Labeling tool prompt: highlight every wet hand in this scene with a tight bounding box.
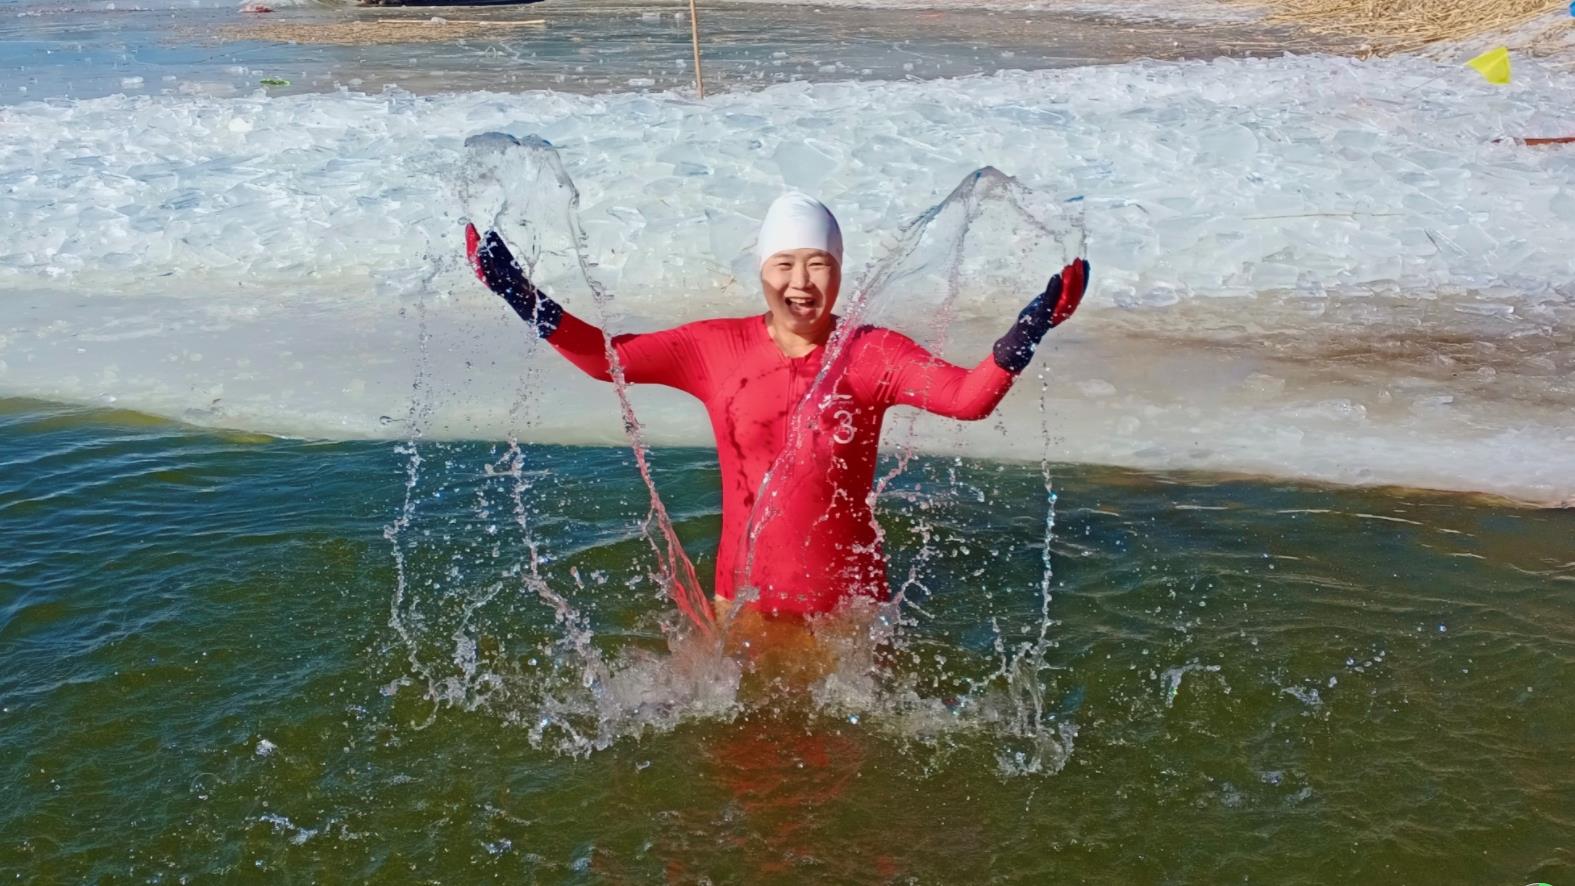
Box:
[992,258,1090,374]
[464,223,562,339]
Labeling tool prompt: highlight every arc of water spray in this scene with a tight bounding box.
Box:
[737,167,1052,609]
[383,296,448,723]
[464,133,716,640]
[731,167,1082,769]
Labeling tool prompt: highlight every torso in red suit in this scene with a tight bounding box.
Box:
[547,311,1015,615]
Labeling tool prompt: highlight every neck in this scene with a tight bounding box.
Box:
[765,313,832,358]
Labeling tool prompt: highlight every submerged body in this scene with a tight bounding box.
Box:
[547,311,1015,614]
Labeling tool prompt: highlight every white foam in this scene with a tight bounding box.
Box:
[1,55,1573,503]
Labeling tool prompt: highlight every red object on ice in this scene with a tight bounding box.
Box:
[464,224,487,283]
[1493,135,1575,146]
[241,4,273,12]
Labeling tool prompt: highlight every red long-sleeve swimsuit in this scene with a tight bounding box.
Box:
[548,311,1015,615]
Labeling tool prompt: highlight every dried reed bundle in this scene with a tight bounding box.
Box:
[217,17,543,46]
[1249,0,1567,53]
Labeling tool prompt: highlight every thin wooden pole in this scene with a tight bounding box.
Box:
[687,0,705,98]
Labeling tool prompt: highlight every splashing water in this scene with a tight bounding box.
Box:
[739,167,1086,773]
[381,132,733,752]
[386,138,1088,773]
[459,132,716,640]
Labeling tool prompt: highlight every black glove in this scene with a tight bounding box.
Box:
[992,258,1089,374]
[465,223,563,339]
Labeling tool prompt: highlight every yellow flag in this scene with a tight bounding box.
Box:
[1466,46,1511,85]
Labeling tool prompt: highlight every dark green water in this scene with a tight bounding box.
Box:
[3,396,1572,883]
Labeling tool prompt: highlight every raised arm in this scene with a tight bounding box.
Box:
[466,224,707,395]
[866,258,1090,420]
[866,332,1016,421]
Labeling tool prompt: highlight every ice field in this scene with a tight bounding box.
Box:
[3,51,1573,502]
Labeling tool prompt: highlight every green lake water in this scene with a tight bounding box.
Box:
[2,396,1572,882]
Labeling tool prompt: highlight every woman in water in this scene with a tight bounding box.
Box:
[466,193,1087,620]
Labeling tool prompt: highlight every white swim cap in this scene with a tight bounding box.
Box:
[755,193,843,269]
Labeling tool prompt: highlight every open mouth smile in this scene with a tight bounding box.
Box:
[785,295,818,318]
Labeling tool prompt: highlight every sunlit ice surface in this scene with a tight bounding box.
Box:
[2,54,1572,503]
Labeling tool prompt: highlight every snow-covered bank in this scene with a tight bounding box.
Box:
[2,55,1572,502]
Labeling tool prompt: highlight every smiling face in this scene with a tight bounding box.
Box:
[759,248,841,342]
